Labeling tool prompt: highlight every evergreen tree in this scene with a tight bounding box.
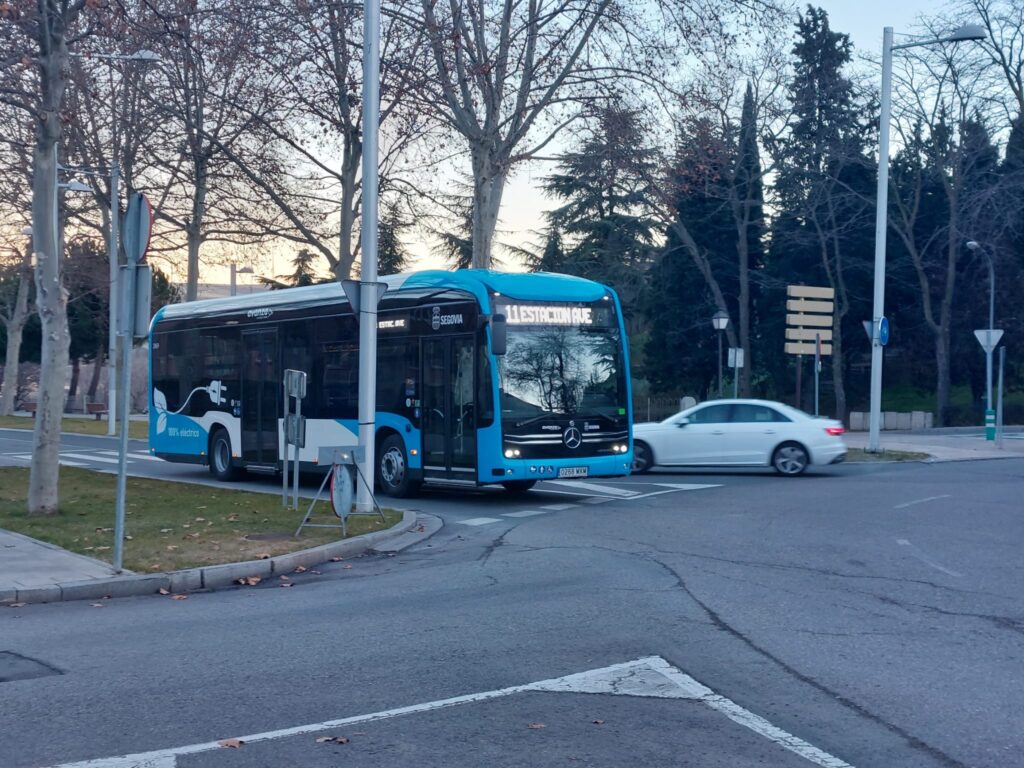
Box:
[542,105,659,319]
[770,5,873,418]
[378,202,411,275]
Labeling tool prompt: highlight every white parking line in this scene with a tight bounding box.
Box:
[502,510,548,518]
[545,479,639,497]
[61,453,123,465]
[541,504,576,511]
[48,655,853,768]
[892,494,951,509]
[100,450,165,462]
[896,539,962,578]
[457,517,504,526]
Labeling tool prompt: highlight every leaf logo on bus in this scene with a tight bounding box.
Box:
[154,389,168,434]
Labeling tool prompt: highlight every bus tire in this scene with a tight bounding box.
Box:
[209,428,238,481]
[501,480,536,495]
[376,434,419,498]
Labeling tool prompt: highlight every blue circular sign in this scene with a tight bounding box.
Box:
[879,316,890,346]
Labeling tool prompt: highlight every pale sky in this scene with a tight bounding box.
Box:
[209,0,944,289]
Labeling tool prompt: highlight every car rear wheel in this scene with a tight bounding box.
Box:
[632,442,654,474]
[772,442,809,476]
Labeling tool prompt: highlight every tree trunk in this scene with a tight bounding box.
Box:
[0,275,30,416]
[184,159,208,301]
[737,239,751,397]
[29,122,71,516]
[470,145,506,270]
[185,226,201,301]
[831,318,846,422]
[935,327,951,427]
[87,345,104,400]
[67,357,80,408]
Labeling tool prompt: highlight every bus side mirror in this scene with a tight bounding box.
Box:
[491,314,507,356]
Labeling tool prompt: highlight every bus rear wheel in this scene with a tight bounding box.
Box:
[209,428,238,481]
[376,435,419,498]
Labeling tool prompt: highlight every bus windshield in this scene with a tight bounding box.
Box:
[497,322,626,425]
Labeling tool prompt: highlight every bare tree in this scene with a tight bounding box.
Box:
[0,0,106,514]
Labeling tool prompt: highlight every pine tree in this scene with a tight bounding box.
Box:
[378,202,411,275]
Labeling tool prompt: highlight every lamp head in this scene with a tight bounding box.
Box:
[712,310,730,331]
[948,24,987,42]
[966,240,980,251]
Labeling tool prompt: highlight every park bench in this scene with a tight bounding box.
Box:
[86,402,109,421]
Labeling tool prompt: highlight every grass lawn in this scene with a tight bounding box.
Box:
[0,467,402,573]
[0,415,148,440]
[845,448,930,462]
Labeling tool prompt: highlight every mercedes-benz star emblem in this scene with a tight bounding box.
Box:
[562,427,582,450]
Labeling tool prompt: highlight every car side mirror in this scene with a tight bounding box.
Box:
[676,418,689,428]
[491,314,507,356]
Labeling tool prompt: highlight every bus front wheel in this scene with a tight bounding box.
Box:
[501,480,537,495]
[209,429,238,481]
[376,435,419,498]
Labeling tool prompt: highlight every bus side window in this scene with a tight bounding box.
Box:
[376,339,419,419]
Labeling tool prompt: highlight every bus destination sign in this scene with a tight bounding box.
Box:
[502,304,595,326]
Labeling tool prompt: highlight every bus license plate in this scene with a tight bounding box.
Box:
[558,466,588,478]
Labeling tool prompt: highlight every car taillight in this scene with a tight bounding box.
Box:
[825,426,844,436]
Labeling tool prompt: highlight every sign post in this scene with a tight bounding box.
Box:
[974,329,1004,440]
[113,193,153,573]
[728,347,744,399]
[785,285,834,412]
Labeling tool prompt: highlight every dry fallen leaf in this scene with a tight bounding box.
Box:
[257,553,271,560]
[158,588,170,595]
[330,556,344,562]
[280,582,294,588]
[182,533,200,540]
[294,565,307,573]
[7,602,26,608]
[279,575,290,581]
[528,723,545,730]
[218,738,244,749]
[90,603,105,608]
[316,736,349,745]
[171,594,188,601]
[236,576,262,586]
[592,720,605,725]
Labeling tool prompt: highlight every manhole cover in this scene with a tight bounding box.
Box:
[0,651,62,682]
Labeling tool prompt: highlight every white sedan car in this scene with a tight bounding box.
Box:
[632,399,847,476]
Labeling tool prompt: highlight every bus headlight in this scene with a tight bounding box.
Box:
[613,444,628,453]
[504,448,521,458]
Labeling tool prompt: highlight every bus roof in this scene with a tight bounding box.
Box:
[154,269,612,323]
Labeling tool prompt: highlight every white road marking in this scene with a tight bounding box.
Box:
[654,483,722,491]
[61,453,123,465]
[541,504,576,511]
[457,517,504,526]
[628,484,721,500]
[583,496,614,505]
[893,494,951,509]
[545,479,639,497]
[502,510,548,518]
[59,460,87,467]
[7,453,86,467]
[48,656,853,768]
[896,539,963,578]
[100,450,164,462]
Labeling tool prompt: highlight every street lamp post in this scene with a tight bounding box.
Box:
[966,240,997,422]
[71,49,160,435]
[712,311,730,399]
[867,23,986,452]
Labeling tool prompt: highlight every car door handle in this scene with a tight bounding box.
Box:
[763,430,776,434]
[711,430,725,435]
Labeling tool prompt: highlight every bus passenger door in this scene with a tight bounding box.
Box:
[421,335,476,478]
[241,329,279,466]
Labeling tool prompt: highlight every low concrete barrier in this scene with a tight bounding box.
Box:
[848,411,933,431]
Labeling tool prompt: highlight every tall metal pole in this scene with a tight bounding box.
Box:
[868,27,894,453]
[113,264,135,573]
[107,161,119,435]
[996,345,1005,449]
[985,252,995,411]
[356,0,381,512]
[230,263,237,297]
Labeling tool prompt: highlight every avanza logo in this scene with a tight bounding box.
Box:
[246,308,273,319]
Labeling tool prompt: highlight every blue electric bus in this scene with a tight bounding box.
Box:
[148,270,633,496]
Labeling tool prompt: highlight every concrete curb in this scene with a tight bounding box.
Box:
[2,510,418,606]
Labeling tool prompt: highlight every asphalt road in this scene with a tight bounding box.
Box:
[2,429,1023,768]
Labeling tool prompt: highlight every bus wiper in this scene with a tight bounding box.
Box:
[514,413,557,429]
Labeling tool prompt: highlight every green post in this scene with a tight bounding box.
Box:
[985,408,996,441]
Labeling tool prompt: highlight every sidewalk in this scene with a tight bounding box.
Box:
[0,528,119,601]
[844,429,1024,461]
